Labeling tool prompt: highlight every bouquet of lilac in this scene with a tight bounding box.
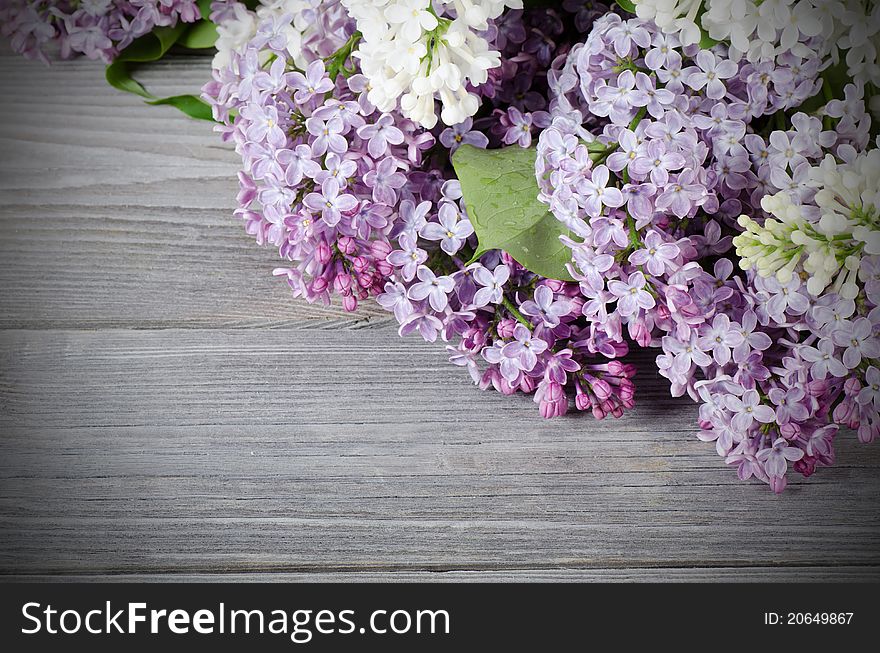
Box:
[535,1,879,491]
[0,0,202,63]
[6,0,877,491]
[203,0,640,420]
[201,0,878,491]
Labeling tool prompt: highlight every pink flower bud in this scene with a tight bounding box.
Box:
[497,318,516,339]
[311,276,329,293]
[337,235,357,255]
[591,379,612,401]
[333,274,352,294]
[316,241,332,265]
[538,381,567,419]
[371,239,392,260]
[376,260,393,276]
[779,422,800,440]
[342,294,358,312]
[351,256,369,273]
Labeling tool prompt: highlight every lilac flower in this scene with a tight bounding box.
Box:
[377,281,413,322]
[832,318,880,369]
[734,352,771,389]
[768,386,811,425]
[399,312,443,343]
[289,59,334,104]
[733,311,772,361]
[725,441,769,483]
[408,266,455,312]
[595,70,648,124]
[543,349,581,384]
[303,178,356,226]
[620,182,657,226]
[419,202,474,255]
[858,367,880,412]
[520,285,572,329]
[726,389,776,432]
[664,332,713,371]
[306,116,347,156]
[472,264,510,307]
[241,103,285,146]
[686,51,738,100]
[635,72,675,118]
[609,271,655,317]
[277,145,321,186]
[629,141,685,186]
[799,338,848,380]
[698,314,745,366]
[363,157,406,205]
[767,130,807,171]
[757,438,805,478]
[606,128,644,173]
[571,246,614,292]
[500,107,547,147]
[628,230,680,276]
[578,165,624,217]
[357,114,405,158]
[439,117,489,152]
[315,153,357,186]
[501,324,548,379]
[655,169,705,218]
[396,199,432,238]
[386,233,427,282]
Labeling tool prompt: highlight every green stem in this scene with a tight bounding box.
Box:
[502,296,531,328]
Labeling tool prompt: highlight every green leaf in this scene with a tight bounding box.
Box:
[179,20,218,49]
[147,94,215,121]
[104,21,214,121]
[105,59,152,99]
[451,145,574,282]
[616,0,637,13]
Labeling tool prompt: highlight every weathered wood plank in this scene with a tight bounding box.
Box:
[4,568,877,583]
[1,328,878,578]
[0,55,388,329]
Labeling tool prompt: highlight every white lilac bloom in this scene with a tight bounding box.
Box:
[211,0,323,70]
[734,147,880,298]
[341,0,523,127]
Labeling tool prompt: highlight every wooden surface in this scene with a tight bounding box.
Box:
[1,53,879,583]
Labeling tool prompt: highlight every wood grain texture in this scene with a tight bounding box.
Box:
[0,53,879,582]
[0,55,389,329]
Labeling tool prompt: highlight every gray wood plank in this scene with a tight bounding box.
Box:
[3,568,876,583]
[0,55,388,329]
[1,328,878,579]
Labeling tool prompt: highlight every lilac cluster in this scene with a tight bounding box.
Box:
[0,0,201,63]
[202,1,445,312]
[377,5,639,420]
[537,11,878,491]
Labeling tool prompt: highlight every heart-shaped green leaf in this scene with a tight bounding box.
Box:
[451,145,574,282]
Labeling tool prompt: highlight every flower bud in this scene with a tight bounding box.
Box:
[338,235,357,255]
[496,318,516,339]
[342,294,358,312]
[316,241,332,265]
